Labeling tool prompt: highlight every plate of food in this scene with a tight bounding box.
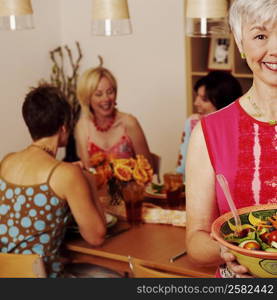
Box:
[145,182,185,199]
[145,182,166,199]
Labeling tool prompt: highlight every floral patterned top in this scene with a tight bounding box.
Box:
[0,159,71,277]
[202,99,277,278]
[88,127,135,159]
[176,114,201,178]
[202,100,277,214]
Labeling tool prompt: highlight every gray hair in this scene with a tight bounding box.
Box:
[229,0,277,50]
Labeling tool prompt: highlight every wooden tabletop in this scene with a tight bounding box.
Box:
[64,222,217,278]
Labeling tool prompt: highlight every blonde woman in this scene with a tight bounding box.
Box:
[185,0,277,278]
[75,65,153,169]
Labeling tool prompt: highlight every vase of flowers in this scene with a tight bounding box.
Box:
[89,153,153,224]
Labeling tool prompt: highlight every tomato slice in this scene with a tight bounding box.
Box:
[268,230,277,244]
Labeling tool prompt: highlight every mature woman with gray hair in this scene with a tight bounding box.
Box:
[185,0,277,278]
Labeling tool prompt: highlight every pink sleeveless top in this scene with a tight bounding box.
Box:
[201,100,277,215]
[88,128,135,159]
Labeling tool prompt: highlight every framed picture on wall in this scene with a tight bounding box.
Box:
[208,36,233,70]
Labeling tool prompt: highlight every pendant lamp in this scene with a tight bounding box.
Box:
[185,0,229,37]
[0,0,34,30]
[92,0,132,36]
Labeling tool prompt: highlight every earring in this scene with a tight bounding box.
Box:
[241,52,246,59]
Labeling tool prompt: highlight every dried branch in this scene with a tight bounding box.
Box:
[98,55,104,67]
[46,41,83,125]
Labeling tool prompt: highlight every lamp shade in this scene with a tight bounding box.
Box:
[186,0,227,18]
[0,0,34,30]
[185,0,229,37]
[92,0,132,36]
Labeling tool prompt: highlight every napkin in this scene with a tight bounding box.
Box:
[142,203,186,227]
[101,198,186,227]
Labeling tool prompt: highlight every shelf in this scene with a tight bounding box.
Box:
[232,73,253,79]
[190,37,210,73]
[184,0,253,116]
[185,37,253,116]
[191,72,208,76]
[192,71,252,79]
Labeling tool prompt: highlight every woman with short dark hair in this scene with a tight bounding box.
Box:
[176,71,242,176]
[0,84,106,277]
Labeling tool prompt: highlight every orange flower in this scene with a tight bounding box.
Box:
[136,154,152,170]
[112,158,136,169]
[113,164,133,181]
[146,167,154,179]
[103,163,113,179]
[133,164,150,184]
[94,172,106,188]
[90,152,107,167]
[94,163,112,187]
[123,158,136,168]
[89,153,153,196]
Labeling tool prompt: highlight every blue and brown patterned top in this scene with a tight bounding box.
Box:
[0,160,71,277]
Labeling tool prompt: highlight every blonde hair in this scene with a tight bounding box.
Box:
[229,0,277,50]
[77,66,117,116]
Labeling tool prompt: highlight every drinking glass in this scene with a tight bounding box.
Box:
[163,172,183,208]
[122,181,145,225]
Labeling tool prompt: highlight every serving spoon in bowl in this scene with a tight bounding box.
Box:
[216,174,242,234]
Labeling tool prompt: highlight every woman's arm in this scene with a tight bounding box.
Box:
[186,122,254,276]
[53,163,106,246]
[74,116,90,169]
[124,114,153,168]
[82,169,106,223]
[185,122,224,266]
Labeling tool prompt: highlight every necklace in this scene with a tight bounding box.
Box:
[93,111,116,132]
[30,144,56,157]
[247,96,277,126]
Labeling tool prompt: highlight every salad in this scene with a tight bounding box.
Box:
[151,182,166,194]
[151,182,185,194]
[223,211,277,252]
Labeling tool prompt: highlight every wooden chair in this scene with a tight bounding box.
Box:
[0,253,46,278]
[151,153,161,183]
[128,256,186,278]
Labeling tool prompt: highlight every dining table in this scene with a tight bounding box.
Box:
[63,193,217,278]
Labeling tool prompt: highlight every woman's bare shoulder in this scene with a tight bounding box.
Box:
[117,111,138,127]
[54,161,84,182]
[75,113,91,137]
[76,112,90,126]
[49,161,89,200]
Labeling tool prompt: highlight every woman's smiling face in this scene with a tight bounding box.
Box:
[90,76,116,117]
[193,85,216,116]
[242,20,277,87]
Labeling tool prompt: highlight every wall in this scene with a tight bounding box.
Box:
[60,0,186,174]
[0,0,61,158]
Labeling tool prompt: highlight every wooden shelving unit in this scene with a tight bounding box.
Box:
[185,1,253,116]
